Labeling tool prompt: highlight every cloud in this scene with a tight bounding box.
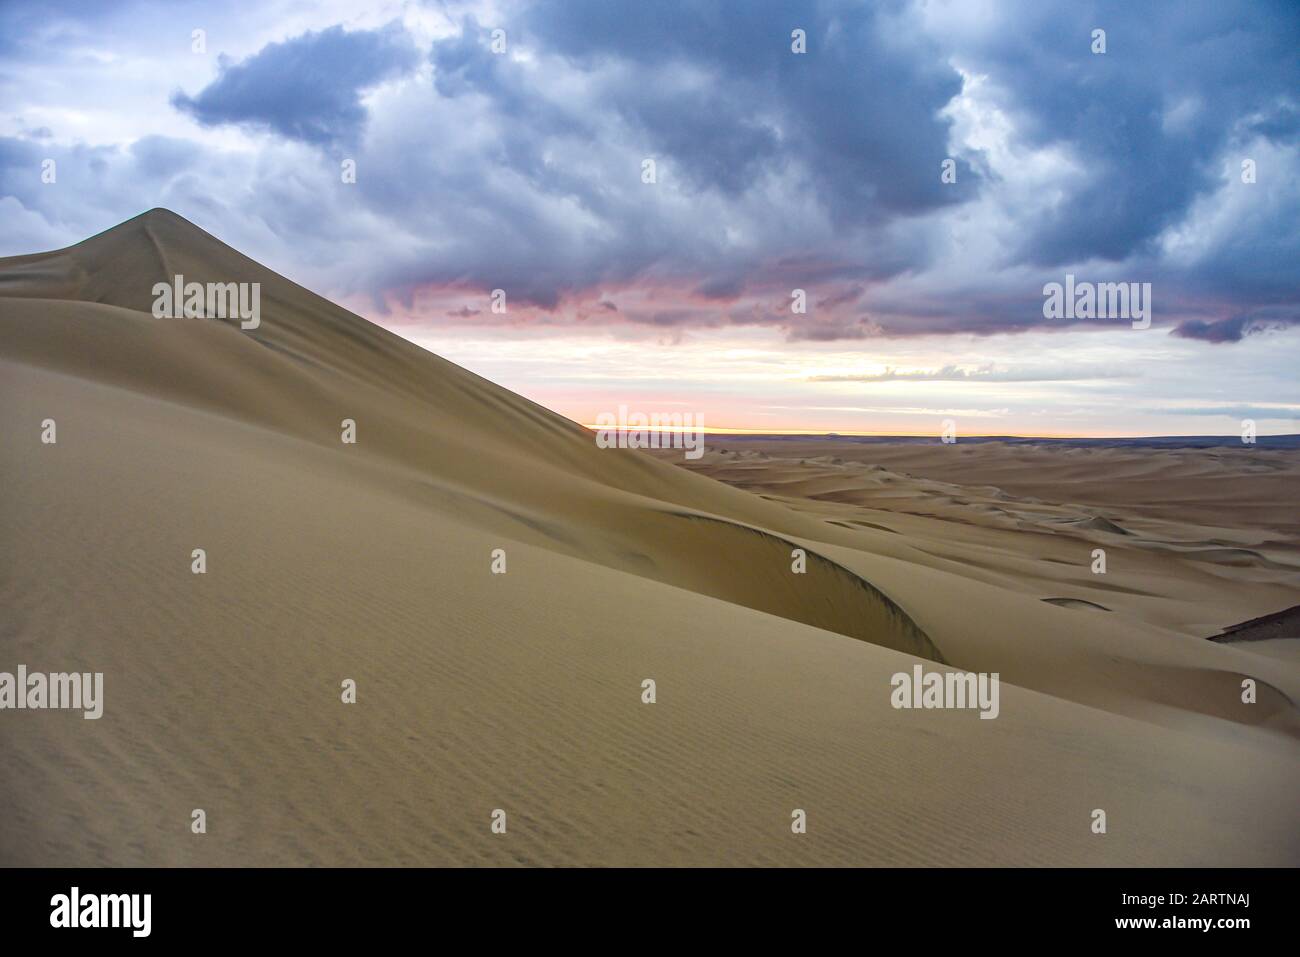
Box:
[2,0,1297,353]
[785,316,882,342]
[516,0,980,216]
[808,364,1124,383]
[1171,315,1296,343]
[171,22,420,147]
[924,0,1300,268]
[1154,404,1300,420]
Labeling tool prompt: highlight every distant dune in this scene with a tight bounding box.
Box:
[1,210,1297,866]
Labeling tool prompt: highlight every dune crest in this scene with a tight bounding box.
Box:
[0,209,935,658]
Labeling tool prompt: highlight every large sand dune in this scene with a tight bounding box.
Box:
[1,210,1296,865]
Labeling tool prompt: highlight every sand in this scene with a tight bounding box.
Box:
[1,209,1296,866]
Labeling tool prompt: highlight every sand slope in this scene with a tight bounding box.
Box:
[1,210,1297,865]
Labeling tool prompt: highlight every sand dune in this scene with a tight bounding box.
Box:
[1,210,1297,866]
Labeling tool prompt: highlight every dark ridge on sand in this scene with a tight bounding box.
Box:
[1209,605,1300,643]
[1042,597,1113,612]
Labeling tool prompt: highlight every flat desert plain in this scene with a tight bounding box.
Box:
[1,210,1297,866]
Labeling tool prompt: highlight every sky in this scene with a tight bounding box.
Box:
[1,0,1297,436]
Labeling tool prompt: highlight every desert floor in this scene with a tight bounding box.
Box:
[1,210,1297,865]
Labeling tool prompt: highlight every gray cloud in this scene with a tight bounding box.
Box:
[1,0,1296,350]
[516,0,980,217]
[808,365,1125,383]
[936,0,1300,269]
[171,22,420,147]
[1171,315,1297,344]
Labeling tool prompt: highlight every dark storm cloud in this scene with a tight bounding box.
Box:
[3,0,1297,347]
[171,22,420,147]
[514,0,979,215]
[945,0,1300,268]
[384,1,1293,335]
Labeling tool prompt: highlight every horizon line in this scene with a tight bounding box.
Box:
[579,424,1299,440]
